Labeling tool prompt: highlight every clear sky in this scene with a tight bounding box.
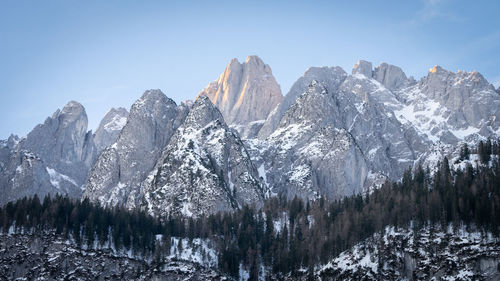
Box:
[1,0,499,139]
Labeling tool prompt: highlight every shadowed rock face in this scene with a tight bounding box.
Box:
[373,62,409,90]
[141,95,264,218]
[93,107,129,152]
[83,90,189,208]
[0,101,97,205]
[198,55,282,136]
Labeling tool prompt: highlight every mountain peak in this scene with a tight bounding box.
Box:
[140,89,165,100]
[245,55,264,65]
[352,60,373,77]
[198,55,282,126]
[61,101,85,115]
[428,65,446,74]
[188,94,225,129]
[94,107,129,152]
[373,62,408,90]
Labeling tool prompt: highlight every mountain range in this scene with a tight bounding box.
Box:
[1,56,499,217]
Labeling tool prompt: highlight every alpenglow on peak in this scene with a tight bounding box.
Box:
[197,55,283,128]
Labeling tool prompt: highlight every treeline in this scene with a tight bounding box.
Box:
[0,195,165,257]
[0,139,499,280]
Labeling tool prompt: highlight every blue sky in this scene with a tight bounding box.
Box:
[1,0,499,139]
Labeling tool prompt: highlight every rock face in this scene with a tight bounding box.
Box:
[93,107,129,152]
[0,101,97,205]
[352,60,373,77]
[392,66,500,145]
[373,62,410,90]
[198,55,282,136]
[248,73,425,200]
[258,66,347,138]
[248,60,499,201]
[2,57,500,216]
[83,90,188,208]
[141,95,264,218]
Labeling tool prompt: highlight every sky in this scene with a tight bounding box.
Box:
[1,0,499,139]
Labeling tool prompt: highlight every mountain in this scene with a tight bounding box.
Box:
[140,95,265,218]
[247,60,499,201]
[392,65,499,145]
[93,107,129,152]
[258,66,347,138]
[0,101,97,205]
[2,57,499,211]
[198,55,283,137]
[83,90,188,209]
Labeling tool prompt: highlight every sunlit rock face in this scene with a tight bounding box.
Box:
[93,107,129,152]
[352,60,373,77]
[198,55,282,137]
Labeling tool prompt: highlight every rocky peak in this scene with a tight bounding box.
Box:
[22,101,91,164]
[61,100,85,116]
[187,95,225,129]
[94,107,129,152]
[257,66,347,139]
[141,93,264,218]
[373,62,408,90]
[352,60,373,78]
[83,90,187,208]
[6,134,19,149]
[0,100,98,205]
[198,55,282,126]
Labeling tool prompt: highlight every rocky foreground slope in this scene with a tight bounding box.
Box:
[0,232,225,281]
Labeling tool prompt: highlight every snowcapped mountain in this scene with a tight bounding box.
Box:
[1,56,499,217]
[198,55,283,138]
[248,60,499,201]
[258,66,348,138]
[83,90,188,208]
[141,95,265,218]
[93,107,129,152]
[392,65,499,145]
[0,101,97,205]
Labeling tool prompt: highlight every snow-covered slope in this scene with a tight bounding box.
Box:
[317,225,500,280]
[83,90,188,209]
[247,60,499,201]
[0,231,225,280]
[141,95,265,218]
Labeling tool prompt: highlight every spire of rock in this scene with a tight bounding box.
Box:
[94,107,129,152]
[373,62,408,90]
[198,55,283,127]
[352,60,373,77]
